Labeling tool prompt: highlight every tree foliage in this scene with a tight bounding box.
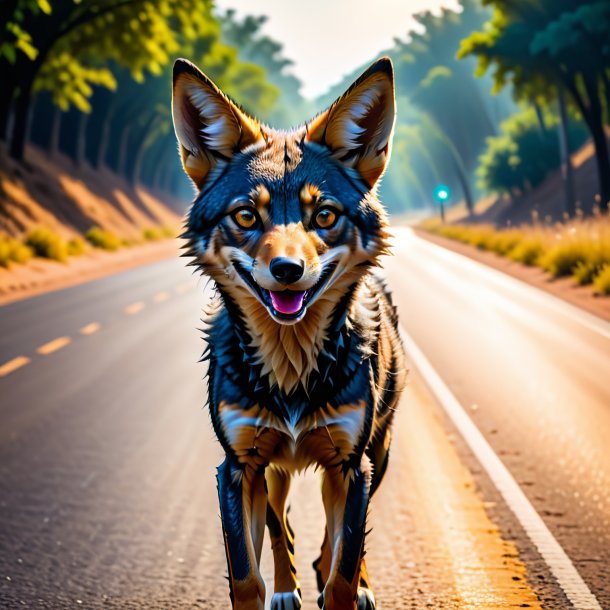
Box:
[0,0,303,204]
[460,0,610,210]
[367,0,515,213]
[477,107,588,195]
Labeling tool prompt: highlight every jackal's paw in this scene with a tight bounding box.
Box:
[270,589,302,610]
[356,587,376,610]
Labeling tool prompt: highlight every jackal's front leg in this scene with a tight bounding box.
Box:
[266,466,302,610]
[217,456,266,610]
[320,458,375,610]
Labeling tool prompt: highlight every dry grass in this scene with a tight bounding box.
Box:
[67,237,87,256]
[25,227,69,263]
[1,220,175,271]
[421,212,610,293]
[593,264,610,295]
[0,235,34,268]
[85,227,121,251]
[143,226,176,241]
[143,227,163,241]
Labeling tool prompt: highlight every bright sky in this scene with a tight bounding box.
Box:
[214,0,461,98]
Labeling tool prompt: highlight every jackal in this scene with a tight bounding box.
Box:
[172,56,407,610]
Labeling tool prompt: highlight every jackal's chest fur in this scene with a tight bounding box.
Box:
[217,400,367,472]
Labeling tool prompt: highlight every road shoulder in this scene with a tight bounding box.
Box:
[0,239,180,307]
[412,226,610,323]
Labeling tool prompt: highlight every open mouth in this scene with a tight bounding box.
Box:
[233,260,338,322]
[269,290,306,316]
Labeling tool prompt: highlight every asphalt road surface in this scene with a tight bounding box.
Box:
[0,227,608,609]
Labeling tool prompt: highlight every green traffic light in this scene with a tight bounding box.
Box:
[434,184,450,203]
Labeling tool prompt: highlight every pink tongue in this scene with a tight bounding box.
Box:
[269,290,306,315]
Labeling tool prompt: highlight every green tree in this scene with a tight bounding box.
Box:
[1,0,210,160]
[460,0,610,211]
[477,107,588,195]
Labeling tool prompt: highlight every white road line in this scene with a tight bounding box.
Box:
[399,227,610,341]
[400,326,603,610]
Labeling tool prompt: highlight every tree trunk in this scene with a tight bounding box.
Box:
[452,154,474,216]
[116,124,131,178]
[441,134,474,216]
[130,136,147,187]
[128,115,157,186]
[9,83,34,160]
[9,60,41,161]
[95,106,114,169]
[48,107,62,158]
[533,100,547,134]
[557,87,576,218]
[565,74,610,211]
[585,77,610,211]
[589,120,610,212]
[24,96,36,149]
[75,111,89,167]
[146,145,168,191]
[600,70,610,126]
[0,59,15,142]
[0,92,12,143]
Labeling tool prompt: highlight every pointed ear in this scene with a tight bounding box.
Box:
[172,59,264,189]
[306,57,395,188]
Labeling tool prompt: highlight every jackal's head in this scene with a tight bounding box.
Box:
[173,58,394,326]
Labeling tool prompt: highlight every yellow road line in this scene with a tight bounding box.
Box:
[402,327,602,609]
[36,336,71,355]
[125,302,145,315]
[389,375,543,608]
[79,322,101,335]
[0,356,31,378]
[153,291,170,303]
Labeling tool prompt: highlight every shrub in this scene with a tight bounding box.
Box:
[508,238,544,266]
[538,242,587,278]
[25,227,68,263]
[593,264,610,295]
[9,241,34,264]
[573,261,601,285]
[421,215,610,295]
[86,227,121,251]
[0,235,35,267]
[67,237,87,256]
[143,227,163,241]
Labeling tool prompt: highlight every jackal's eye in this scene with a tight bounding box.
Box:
[232,208,260,230]
[312,207,339,230]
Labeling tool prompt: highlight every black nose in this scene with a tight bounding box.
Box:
[269,257,304,284]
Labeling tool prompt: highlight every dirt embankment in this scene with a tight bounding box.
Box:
[0,145,188,304]
[0,145,185,238]
[466,140,602,227]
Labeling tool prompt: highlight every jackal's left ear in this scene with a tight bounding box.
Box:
[172,59,264,189]
[306,57,395,188]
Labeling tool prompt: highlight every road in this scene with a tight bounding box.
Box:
[0,227,608,609]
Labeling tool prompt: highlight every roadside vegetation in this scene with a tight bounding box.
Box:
[421,213,610,295]
[0,235,34,268]
[0,224,176,269]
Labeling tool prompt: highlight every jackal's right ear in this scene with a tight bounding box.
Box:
[172,59,264,189]
[306,57,395,188]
